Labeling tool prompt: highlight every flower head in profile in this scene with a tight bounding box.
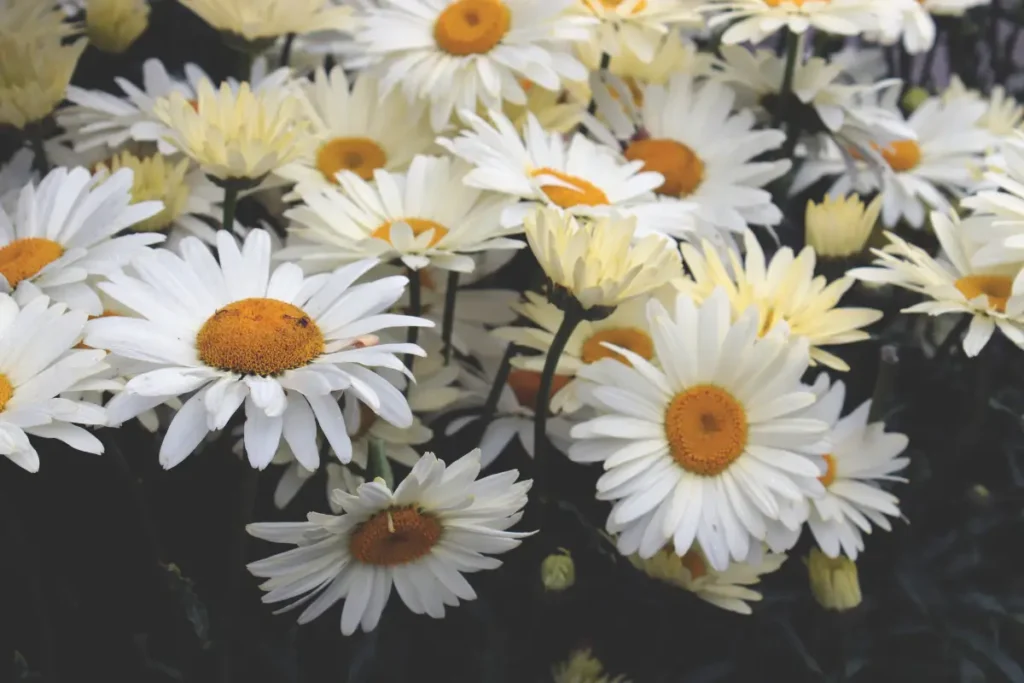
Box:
[629,545,787,614]
[84,0,149,53]
[677,232,883,371]
[525,208,681,312]
[807,547,861,612]
[0,166,165,314]
[0,34,87,130]
[0,0,76,38]
[703,0,883,45]
[247,449,531,635]
[805,194,882,260]
[178,0,354,42]
[961,133,1024,266]
[84,229,433,469]
[152,78,312,181]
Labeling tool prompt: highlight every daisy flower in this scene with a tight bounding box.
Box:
[501,80,586,135]
[441,110,675,231]
[282,155,523,273]
[275,67,436,192]
[807,548,861,611]
[83,229,433,469]
[575,0,700,63]
[943,77,1024,143]
[1,0,76,38]
[524,208,681,311]
[152,78,312,182]
[805,193,882,261]
[793,373,908,559]
[591,72,791,240]
[178,0,354,43]
[629,545,787,615]
[80,0,149,54]
[0,166,164,315]
[246,449,531,635]
[962,134,1024,266]
[494,292,653,413]
[576,32,718,88]
[872,0,990,55]
[0,294,111,472]
[553,649,628,683]
[676,231,883,371]
[274,456,362,514]
[849,211,1024,357]
[0,34,87,130]
[348,0,592,131]
[570,289,829,570]
[702,0,883,45]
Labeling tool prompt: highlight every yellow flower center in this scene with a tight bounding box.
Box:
[664,385,749,476]
[680,550,707,579]
[316,137,387,183]
[954,274,1013,313]
[371,218,449,247]
[819,453,837,488]
[584,0,648,13]
[349,506,443,566]
[764,0,817,6]
[507,369,571,412]
[580,327,654,366]
[877,139,921,172]
[433,0,511,56]
[0,373,13,413]
[624,138,705,197]
[196,298,324,376]
[530,167,610,208]
[0,237,65,287]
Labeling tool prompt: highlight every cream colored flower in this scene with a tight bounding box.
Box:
[152,78,312,181]
[676,231,883,371]
[525,207,681,310]
[553,649,629,683]
[502,82,586,135]
[178,0,354,42]
[0,35,87,129]
[807,547,861,612]
[85,0,148,53]
[0,0,76,38]
[574,0,700,64]
[805,194,882,260]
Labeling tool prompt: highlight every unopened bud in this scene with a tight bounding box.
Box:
[807,548,861,612]
[902,87,930,113]
[541,548,575,592]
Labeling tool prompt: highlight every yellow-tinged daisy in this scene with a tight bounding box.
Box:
[849,211,1024,357]
[629,545,787,615]
[84,229,433,469]
[152,77,312,181]
[676,231,883,371]
[574,0,700,63]
[247,449,532,634]
[524,208,681,311]
[178,0,354,43]
[0,0,76,38]
[275,66,436,192]
[805,193,882,260]
[281,155,523,273]
[441,110,676,231]
[807,547,861,612]
[348,0,593,131]
[553,649,630,683]
[576,32,718,87]
[0,34,87,130]
[943,76,1023,142]
[962,134,1024,267]
[494,292,653,412]
[702,0,883,45]
[0,166,164,315]
[501,80,586,135]
[570,289,829,570]
[82,0,149,53]
[0,294,110,472]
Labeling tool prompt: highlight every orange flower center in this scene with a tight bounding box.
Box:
[851,140,923,172]
[371,218,449,248]
[624,138,705,197]
[0,374,13,413]
[954,274,1013,313]
[819,453,838,488]
[664,385,749,476]
[530,167,609,208]
[584,0,648,13]
[349,507,443,566]
[433,0,511,56]
[196,298,324,376]
[681,550,707,579]
[507,369,571,412]
[764,0,817,6]
[580,327,654,366]
[316,137,387,183]
[0,237,65,287]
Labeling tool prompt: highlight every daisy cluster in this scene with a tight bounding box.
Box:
[0,0,1015,641]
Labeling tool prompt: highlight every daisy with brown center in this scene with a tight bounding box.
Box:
[629,545,787,614]
[569,289,829,570]
[275,67,435,193]
[347,0,592,131]
[701,0,884,45]
[84,229,433,469]
[574,0,700,64]
[0,166,164,315]
[178,0,354,44]
[282,155,523,274]
[676,231,882,371]
[440,110,678,232]
[247,449,531,635]
[849,211,1024,357]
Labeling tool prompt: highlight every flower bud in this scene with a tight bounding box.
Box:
[807,548,861,612]
[541,548,575,592]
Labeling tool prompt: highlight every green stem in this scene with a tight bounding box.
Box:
[404,271,423,385]
[221,185,239,233]
[29,135,49,176]
[367,438,394,489]
[775,30,802,158]
[868,344,898,424]
[441,271,460,365]
[480,342,516,428]
[279,33,296,68]
[219,463,259,683]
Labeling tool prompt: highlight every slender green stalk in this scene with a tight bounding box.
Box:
[480,342,516,428]
[777,30,803,158]
[29,135,50,176]
[279,33,296,68]
[404,271,423,383]
[367,438,394,489]
[219,462,259,683]
[221,184,240,233]
[441,271,460,365]
[868,345,898,424]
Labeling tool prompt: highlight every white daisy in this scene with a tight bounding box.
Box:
[962,134,1024,267]
[871,0,990,55]
[0,166,164,315]
[575,0,700,63]
[348,0,592,131]
[247,449,531,635]
[569,288,828,570]
[702,0,884,45]
[849,211,1024,357]
[282,155,523,273]
[0,293,110,472]
[274,66,436,192]
[178,0,354,42]
[83,229,434,469]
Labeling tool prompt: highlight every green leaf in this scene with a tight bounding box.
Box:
[367,438,394,490]
[951,628,1024,683]
[160,563,211,650]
